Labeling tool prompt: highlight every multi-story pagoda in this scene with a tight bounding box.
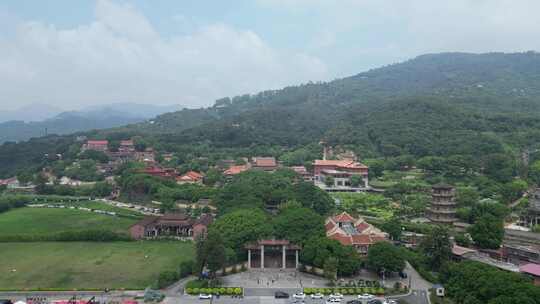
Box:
[427,184,457,225]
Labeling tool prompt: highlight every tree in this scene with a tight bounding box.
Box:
[529,160,540,185]
[203,168,222,186]
[91,182,113,197]
[210,209,273,257]
[456,187,480,207]
[323,257,338,281]
[301,237,361,276]
[194,234,206,278]
[454,233,472,247]
[364,159,385,179]
[420,225,451,270]
[17,171,33,186]
[350,175,363,187]
[382,217,402,241]
[366,242,405,274]
[292,182,334,215]
[204,230,226,278]
[79,150,109,163]
[324,176,335,187]
[442,261,540,304]
[273,206,326,245]
[469,214,504,249]
[501,179,528,204]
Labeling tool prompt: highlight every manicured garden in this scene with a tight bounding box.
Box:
[0,241,194,290]
[304,287,385,296]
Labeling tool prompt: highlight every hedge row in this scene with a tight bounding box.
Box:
[0,195,31,213]
[185,287,243,296]
[303,287,385,296]
[0,230,131,242]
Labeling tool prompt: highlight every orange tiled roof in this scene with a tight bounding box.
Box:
[333,211,355,223]
[355,221,371,233]
[253,157,277,167]
[87,140,108,145]
[224,165,249,175]
[313,159,368,169]
[325,221,336,231]
[329,233,353,246]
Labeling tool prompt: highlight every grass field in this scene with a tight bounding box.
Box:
[0,207,137,236]
[0,241,194,290]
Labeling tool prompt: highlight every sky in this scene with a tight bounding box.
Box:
[0,0,539,111]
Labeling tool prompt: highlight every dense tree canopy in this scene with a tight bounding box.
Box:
[272,206,326,245]
[301,237,361,276]
[366,242,406,274]
[442,261,540,304]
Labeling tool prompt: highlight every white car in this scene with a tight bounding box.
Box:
[358,294,375,300]
[329,293,344,299]
[384,300,397,304]
[325,298,341,304]
[198,294,213,300]
[293,292,306,300]
[311,293,324,299]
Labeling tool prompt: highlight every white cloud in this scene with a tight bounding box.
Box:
[257,0,540,75]
[0,0,328,110]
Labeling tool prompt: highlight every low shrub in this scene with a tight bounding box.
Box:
[155,270,179,289]
[184,283,242,296]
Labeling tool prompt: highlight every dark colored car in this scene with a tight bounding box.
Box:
[367,300,383,304]
[0,300,13,304]
[346,300,362,304]
[275,291,290,299]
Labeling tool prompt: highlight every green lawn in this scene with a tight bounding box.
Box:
[0,207,137,236]
[0,241,194,290]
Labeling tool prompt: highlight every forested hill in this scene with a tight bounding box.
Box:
[130,52,540,151]
[3,51,540,177]
[121,51,540,134]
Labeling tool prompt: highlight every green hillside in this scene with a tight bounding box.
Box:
[3,52,540,177]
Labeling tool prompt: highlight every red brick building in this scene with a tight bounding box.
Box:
[313,160,369,189]
[130,213,213,240]
[176,171,204,184]
[325,212,388,255]
[251,157,278,171]
[82,140,109,152]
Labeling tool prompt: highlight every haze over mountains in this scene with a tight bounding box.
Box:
[2,51,540,177]
[0,103,183,143]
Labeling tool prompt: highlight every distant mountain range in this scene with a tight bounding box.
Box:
[0,103,183,143]
[0,104,64,123]
[3,51,540,177]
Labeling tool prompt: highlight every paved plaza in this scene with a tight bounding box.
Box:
[221,269,328,289]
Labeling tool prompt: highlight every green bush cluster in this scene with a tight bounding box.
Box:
[0,195,30,213]
[155,271,180,289]
[303,287,385,295]
[185,287,243,296]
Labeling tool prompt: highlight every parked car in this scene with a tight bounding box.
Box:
[357,294,375,301]
[329,293,344,299]
[275,291,290,299]
[293,292,306,300]
[0,300,13,304]
[311,293,325,299]
[198,294,212,300]
[384,300,397,304]
[326,298,341,304]
[346,300,362,304]
[367,299,383,304]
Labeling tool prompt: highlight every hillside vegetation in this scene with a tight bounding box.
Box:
[3,52,540,177]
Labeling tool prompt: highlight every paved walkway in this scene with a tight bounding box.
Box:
[221,269,328,289]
